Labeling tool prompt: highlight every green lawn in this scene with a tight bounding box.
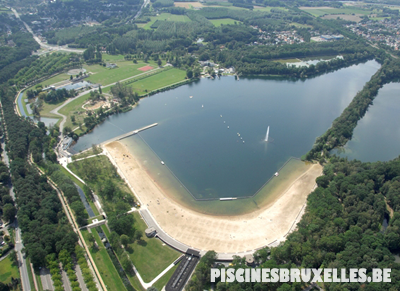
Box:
[0,256,20,284]
[81,229,127,291]
[57,91,91,130]
[128,212,180,283]
[153,264,178,290]
[142,13,192,29]
[129,68,186,95]
[84,60,160,86]
[210,18,241,26]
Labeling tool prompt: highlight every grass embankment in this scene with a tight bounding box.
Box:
[81,229,127,291]
[153,265,179,290]
[128,68,186,95]
[128,212,180,283]
[0,256,20,284]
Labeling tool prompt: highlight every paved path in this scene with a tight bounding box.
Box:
[75,264,89,291]
[40,268,54,291]
[61,265,72,291]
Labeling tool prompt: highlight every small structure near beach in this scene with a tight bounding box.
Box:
[145,227,156,238]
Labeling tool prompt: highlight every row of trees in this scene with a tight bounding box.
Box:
[0,86,79,268]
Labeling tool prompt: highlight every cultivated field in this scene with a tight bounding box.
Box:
[174,1,205,9]
[142,13,192,30]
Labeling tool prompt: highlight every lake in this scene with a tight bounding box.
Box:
[71,60,380,200]
[336,82,400,162]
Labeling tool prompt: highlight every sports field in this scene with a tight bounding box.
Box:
[84,60,160,86]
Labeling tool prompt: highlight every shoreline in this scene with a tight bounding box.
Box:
[103,141,323,253]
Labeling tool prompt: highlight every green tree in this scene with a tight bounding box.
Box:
[186,69,193,79]
[3,203,16,222]
[120,234,130,248]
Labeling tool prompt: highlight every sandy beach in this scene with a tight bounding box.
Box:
[104,141,322,253]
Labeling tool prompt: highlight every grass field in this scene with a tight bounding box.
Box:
[0,256,20,284]
[210,18,240,26]
[128,212,180,283]
[84,60,160,86]
[142,13,192,30]
[57,91,91,130]
[153,264,178,290]
[129,68,186,95]
[81,229,127,291]
[300,6,373,17]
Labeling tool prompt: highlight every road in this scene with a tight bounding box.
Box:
[10,7,84,53]
[15,228,31,291]
[134,0,150,20]
[40,268,54,291]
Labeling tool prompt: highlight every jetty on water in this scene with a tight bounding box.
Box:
[101,123,158,145]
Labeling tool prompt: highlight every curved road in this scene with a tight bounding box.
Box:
[10,7,84,54]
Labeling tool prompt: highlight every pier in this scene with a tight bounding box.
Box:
[101,123,158,145]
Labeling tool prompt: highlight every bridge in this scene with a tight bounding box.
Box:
[101,123,158,145]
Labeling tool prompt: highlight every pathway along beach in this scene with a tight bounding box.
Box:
[103,141,323,253]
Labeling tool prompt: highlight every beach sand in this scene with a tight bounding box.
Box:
[104,141,322,253]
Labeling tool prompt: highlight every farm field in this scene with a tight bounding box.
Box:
[300,6,374,17]
[142,13,192,29]
[174,1,204,9]
[210,18,240,26]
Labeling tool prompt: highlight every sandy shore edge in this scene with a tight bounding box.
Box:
[103,141,322,253]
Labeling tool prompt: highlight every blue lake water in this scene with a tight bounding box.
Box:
[71,60,380,199]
